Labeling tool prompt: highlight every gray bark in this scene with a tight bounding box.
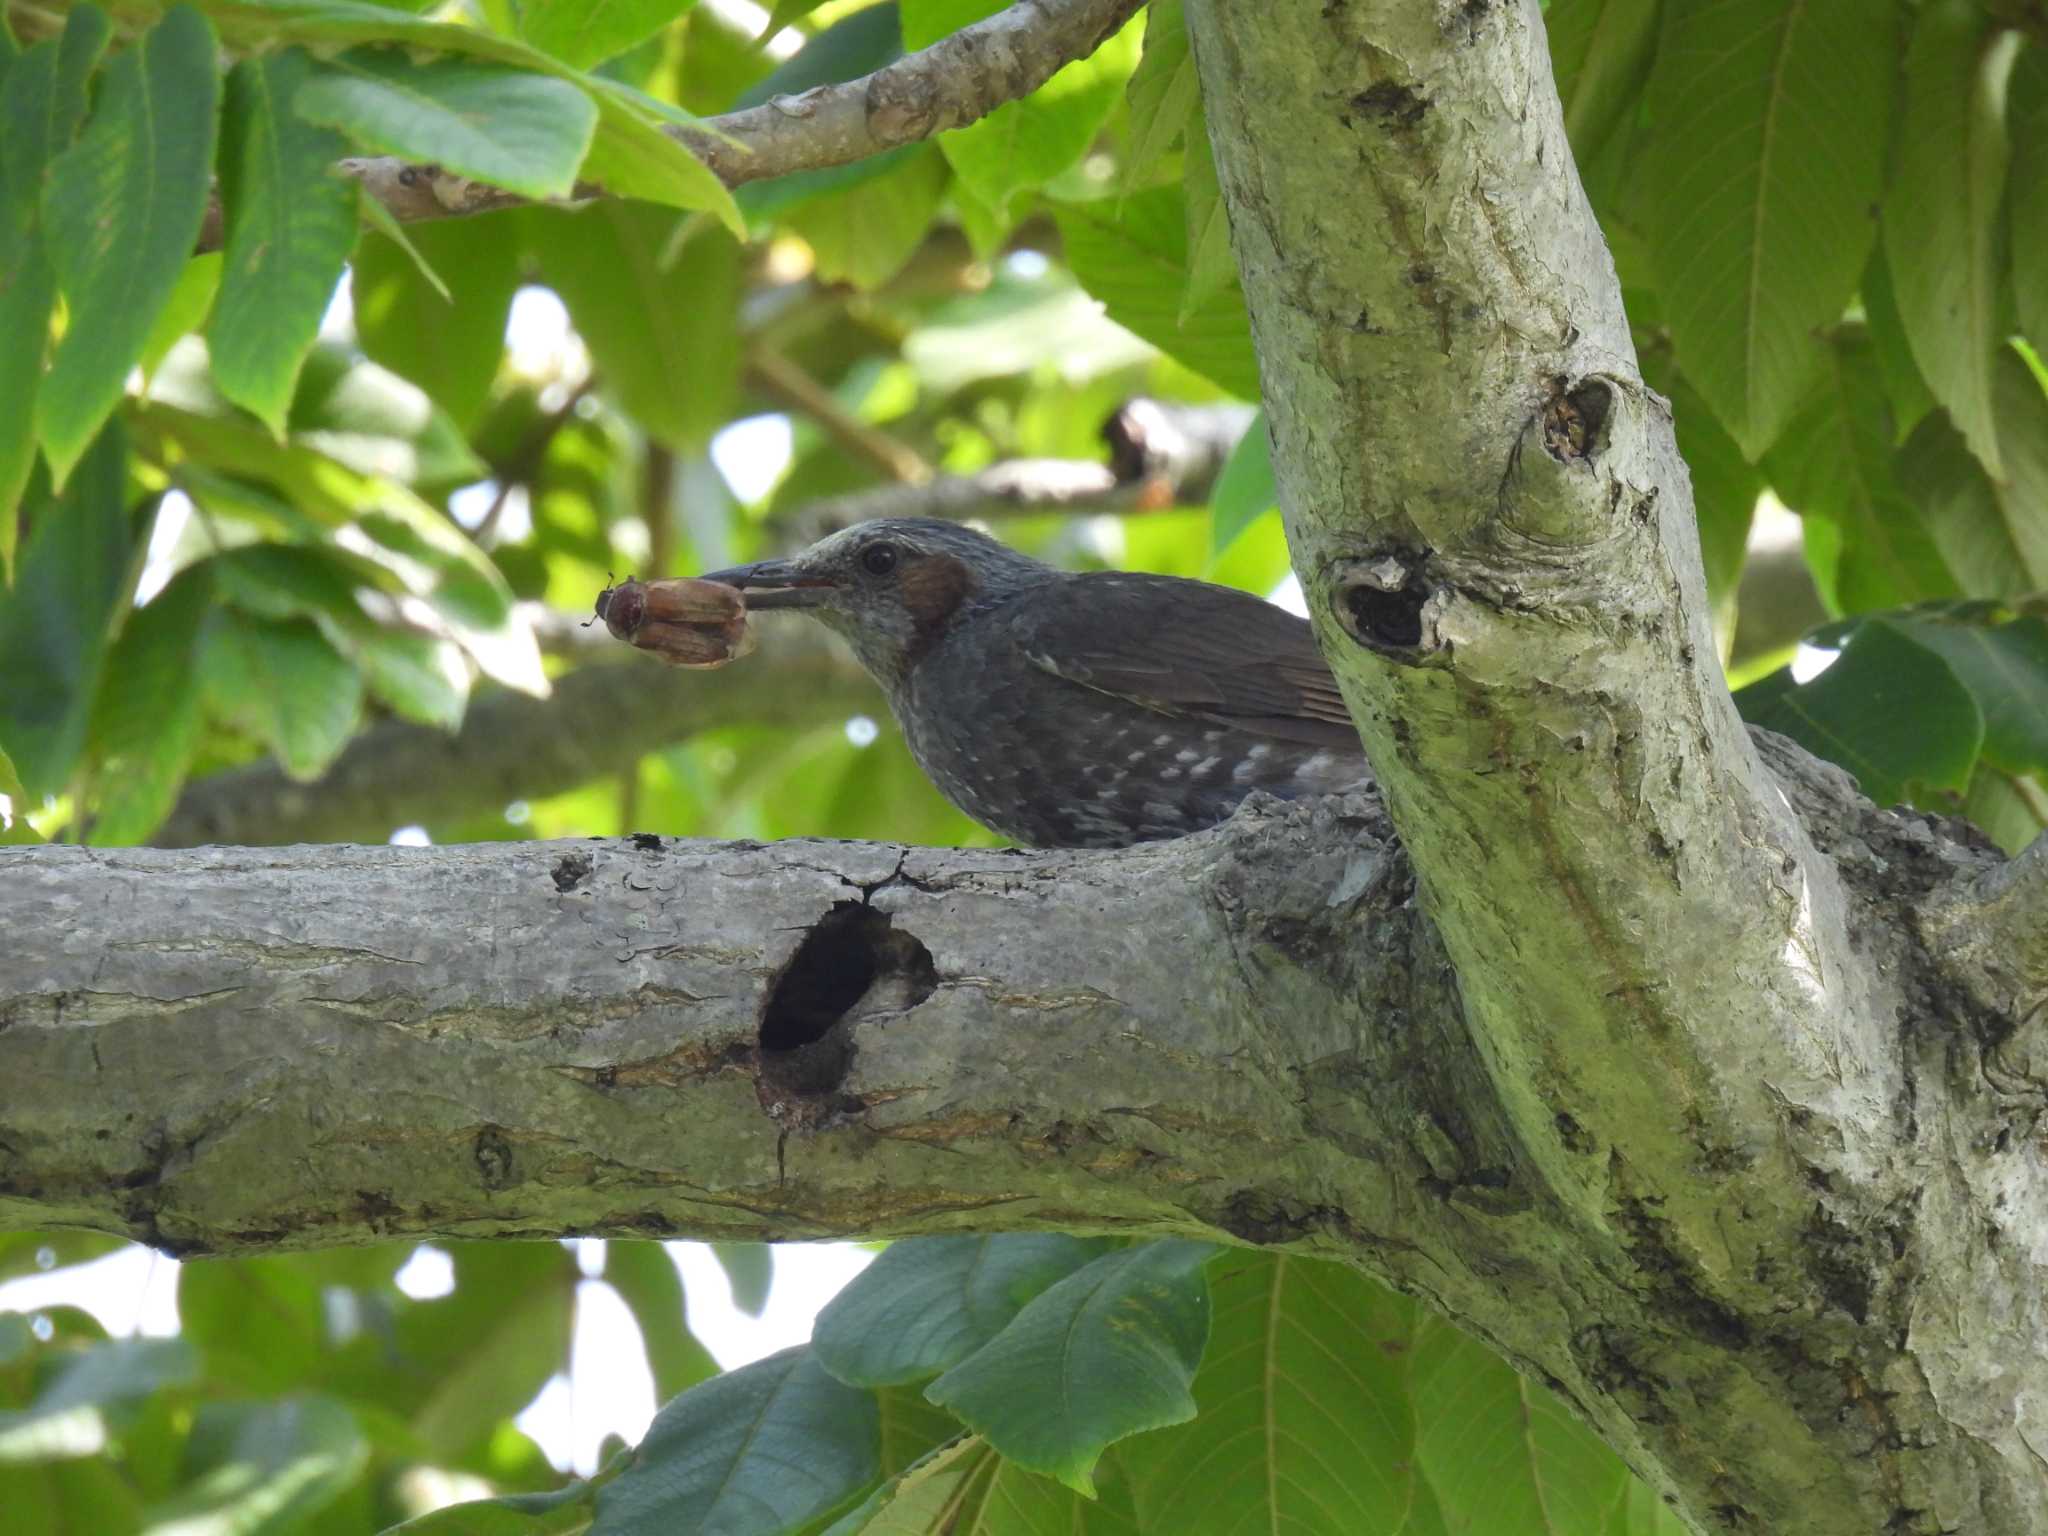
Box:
[1183,0,2048,1529]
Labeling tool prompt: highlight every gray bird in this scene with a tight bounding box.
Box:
[700,518,1371,850]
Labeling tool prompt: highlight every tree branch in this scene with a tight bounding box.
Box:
[152,624,875,848]
[196,0,1147,251]
[1186,0,2047,1526]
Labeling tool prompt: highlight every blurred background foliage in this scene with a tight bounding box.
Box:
[0,0,2044,1529]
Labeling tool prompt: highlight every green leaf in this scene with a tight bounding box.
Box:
[1546,0,1661,160]
[0,1455,146,1535]
[0,424,134,799]
[903,0,1140,214]
[1122,0,1194,192]
[602,1243,719,1403]
[579,79,745,235]
[352,215,521,431]
[1860,242,1938,441]
[1888,612,2048,778]
[141,1396,368,1533]
[815,1235,1113,1389]
[37,5,220,486]
[296,49,597,200]
[527,205,742,450]
[200,610,364,781]
[1208,409,1273,553]
[924,1240,1216,1496]
[0,6,112,548]
[290,344,488,487]
[591,1346,880,1536]
[518,0,699,69]
[1735,619,1984,805]
[1178,102,1232,324]
[1057,187,1260,399]
[0,1338,197,1462]
[138,254,222,381]
[209,50,359,434]
[1410,1313,1650,1534]
[1641,0,1895,458]
[84,564,211,845]
[710,1241,774,1318]
[1119,1253,1426,1532]
[788,144,949,290]
[1896,353,2048,596]
[2013,48,2048,356]
[1766,337,1958,614]
[1883,0,2020,481]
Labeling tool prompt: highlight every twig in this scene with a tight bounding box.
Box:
[745,346,932,484]
[193,0,1147,253]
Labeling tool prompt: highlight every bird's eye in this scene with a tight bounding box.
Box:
[860,542,899,577]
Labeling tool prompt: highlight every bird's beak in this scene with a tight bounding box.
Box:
[696,558,838,610]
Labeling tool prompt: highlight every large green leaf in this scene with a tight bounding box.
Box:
[1546,0,1661,161]
[209,50,358,434]
[0,1456,145,1535]
[1883,0,2021,480]
[1641,0,1894,459]
[814,1235,1113,1389]
[296,48,596,200]
[1896,354,2048,596]
[1766,337,1958,614]
[199,610,365,781]
[0,425,134,799]
[517,0,698,69]
[37,5,220,485]
[1887,611,2048,779]
[1121,1253,1424,1533]
[924,1241,1216,1495]
[527,205,741,451]
[902,0,1140,214]
[1736,619,1983,805]
[352,215,522,433]
[592,1346,880,1536]
[788,144,950,290]
[2014,48,2048,357]
[601,1243,719,1403]
[1410,1315,1686,1534]
[1860,242,1938,441]
[1057,187,1260,399]
[84,564,211,845]
[0,6,111,553]
[1122,0,1193,192]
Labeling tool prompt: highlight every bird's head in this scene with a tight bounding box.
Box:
[698,519,1052,688]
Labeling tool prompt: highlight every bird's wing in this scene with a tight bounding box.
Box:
[1006,572,1362,750]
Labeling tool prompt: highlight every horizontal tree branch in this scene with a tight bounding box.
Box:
[195,0,1147,252]
[7,747,2040,1536]
[153,623,875,848]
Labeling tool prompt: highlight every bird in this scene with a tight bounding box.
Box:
[698,518,1372,850]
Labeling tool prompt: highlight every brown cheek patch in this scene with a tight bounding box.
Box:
[899,554,978,643]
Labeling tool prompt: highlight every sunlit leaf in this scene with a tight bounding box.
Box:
[209,49,358,434]
[297,50,596,199]
[518,0,699,69]
[2013,48,2048,357]
[1208,408,1272,553]
[0,8,111,553]
[38,6,219,485]
[1547,0,1660,160]
[1122,0,1194,192]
